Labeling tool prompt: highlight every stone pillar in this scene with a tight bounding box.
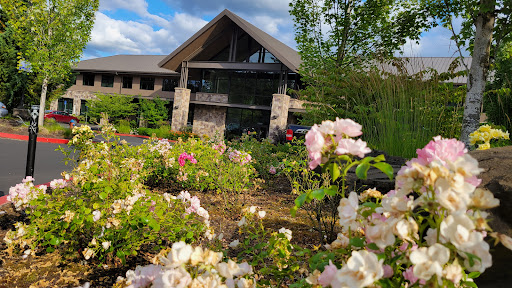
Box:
[268,93,290,142]
[49,99,58,111]
[192,105,227,140]
[73,97,81,115]
[171,87,191,132]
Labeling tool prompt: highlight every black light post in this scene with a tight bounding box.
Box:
[26,105,39,177]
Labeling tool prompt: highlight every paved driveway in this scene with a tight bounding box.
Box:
[0,138,71,196]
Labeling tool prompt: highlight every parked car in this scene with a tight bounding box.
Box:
[44,110,79,123]
[286,124,311,141]
[0,102,8,118]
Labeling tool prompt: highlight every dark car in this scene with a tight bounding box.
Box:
[0,102,7,118]
[44,110,79,123]
[286,124,311,141]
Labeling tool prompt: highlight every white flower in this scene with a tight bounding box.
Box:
[497,233,512,251]
[237,216,247,227]
[393,217,419,243]
[92,210,101,222]
[366,218,396,249]
[166,241,193,267]
[471,188,500,209]
[331,250,384,287]
[102,241,111,250]
[189,246,204,266]
[325,233,349,250]
[229,240,240,248]
[278,227,292,241]
[249,206,257,214]
[436,177,472,212]
[216,259,241,279]
[152,266,191,288]
[424,228,447,246]
[410,243,450,280]
[258,211,266,219]
[82,248,94,260]
[338,192,359,231]
[444,261,463,284]
[460,237,492,272]
[440,212,479,250]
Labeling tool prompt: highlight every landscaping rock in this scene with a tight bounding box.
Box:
[469,146,512,236]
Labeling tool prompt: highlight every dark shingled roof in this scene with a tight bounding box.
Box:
[158,9,302,73]
[74,55,179,75]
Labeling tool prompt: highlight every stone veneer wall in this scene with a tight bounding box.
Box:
[50,90,97,115]
[194,92,228,103]
[268,94,290,142]
[192,105,227,139]
[171,88,191,132]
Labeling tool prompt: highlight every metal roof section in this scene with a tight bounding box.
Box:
[157,9,302,73]
[377,57,472,85]
[74,55,180,75]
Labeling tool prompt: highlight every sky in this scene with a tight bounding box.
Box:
[83,0,470,60]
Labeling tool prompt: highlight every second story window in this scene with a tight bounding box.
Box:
[162,78,178,91]
[83,73,95,86]
[101,75,115,87]
[122,76,133,89]
[140,77,155,90]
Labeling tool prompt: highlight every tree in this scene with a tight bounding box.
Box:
[289,0,432,123]
[0,0,99,126]
[88,93,138,124]
[420,0,512,145]
[140,97,169,128]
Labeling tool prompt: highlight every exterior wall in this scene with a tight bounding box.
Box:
[171,88,191,132]
[289,98,307,111]
[69,73,175,99]
[50,90,97,115]
[193,92,228,103]
[268,94,290,142]
[192,105,227,139]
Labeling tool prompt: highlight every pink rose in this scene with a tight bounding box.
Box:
[415,136,467,166]
[334,118,363,137]
[318,260,337,286]
[305,125,325,154]
[335,138,371,158]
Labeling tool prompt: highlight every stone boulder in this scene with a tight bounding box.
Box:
[470,146,512,287]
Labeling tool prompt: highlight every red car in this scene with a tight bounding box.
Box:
[44,111,80,123]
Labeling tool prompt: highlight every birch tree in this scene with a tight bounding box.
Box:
[0,0,99,126]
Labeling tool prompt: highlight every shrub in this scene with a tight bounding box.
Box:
[116,119,132,134]
[88,93,138,125]
[140,97,168,128]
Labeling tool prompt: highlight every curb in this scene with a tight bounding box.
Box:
[0,132,69,144]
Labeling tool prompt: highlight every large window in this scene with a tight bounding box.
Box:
[225,108,270,139]
[122,76,133,89]
[162,78,178,91]
[82,73,95,86]
[140,77,155,90]
[201,70,229,94]
[101,74,114,87]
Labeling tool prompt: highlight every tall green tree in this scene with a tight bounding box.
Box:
[420,0,512,145]
[289,0,432,123]
[0,0,99,126]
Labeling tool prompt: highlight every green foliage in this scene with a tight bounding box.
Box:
[137,126,198,141]
[115,119,132,134]
[0,0,99,125]
[140,97,169,128]
[5,126,208,263]
[88,93,138,125]
[485,43,512,131]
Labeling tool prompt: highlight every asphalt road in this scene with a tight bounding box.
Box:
[0,138,71,196]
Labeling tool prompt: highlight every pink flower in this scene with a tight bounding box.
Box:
[269,166,277,175]
[318,260,338,286]
[382,265,394,278]
[22,176,35,183]
[415,136,467,166]
[305,125,325,155]
[212,142,227,154]
[335,138,371,158]
[178,152,197,167]
[334,118,363,137]
[403,266,419,284]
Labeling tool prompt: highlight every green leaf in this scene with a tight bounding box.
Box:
[186,231,194,239]
[33,210,41,217]
[325,185,338,196]
[355,162,370,180]
[105,186,113,194]
[92,203,100,209]
[311,189,325,200]
[374,154,386,162]
[99,192,107,200]
[290,206,298,217]
[372,162,394,180]
[295,193,307,208]
[49,237,61,246]
[468,271,481,279]
[367,242,379,250]
[349,237,365,247]
[140,216,150,224]
[362,202,378,209]
[331,162,340,181]
[463,281,478,288]
[46,247,55,253]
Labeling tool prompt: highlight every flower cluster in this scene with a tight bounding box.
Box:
[49,178,68,190]
[212,142,227,154]
[7,177,47,211]
[176,191,209,220]
[469,124,510,150]
[117,241,256,288]
[70,125,95,148]
[178,152,197,167]
[305,118,371,169]
[228,148,252,165]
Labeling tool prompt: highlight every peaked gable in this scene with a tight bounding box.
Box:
[158,9,301,72]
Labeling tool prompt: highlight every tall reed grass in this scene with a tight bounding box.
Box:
[342,69,463,158]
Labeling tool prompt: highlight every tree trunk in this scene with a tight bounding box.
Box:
[38,75,49,127]
[460,0,495,146]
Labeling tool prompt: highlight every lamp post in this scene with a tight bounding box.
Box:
[26,105,39,177]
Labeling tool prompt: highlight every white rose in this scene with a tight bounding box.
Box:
[278,227,292,241]
[471,188,500,209]
[393,217,419,243]
[102,241,111,250]
[216,259,241,279]
[440,212,479,249]
[444,261,463,284]
[366,218,396,249]
[167,241,193,267]
[229,240,240,248]
[331,250,383,287]
[338,192,359,231]
[258,211,266,219]
[410,243,450,280]
[153,267,191,288]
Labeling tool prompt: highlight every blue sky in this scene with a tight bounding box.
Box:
[83,0,470,60]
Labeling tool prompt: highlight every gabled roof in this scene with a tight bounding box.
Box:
[75,55,179,75]
[158,9,302,72]
[378,57,471,85]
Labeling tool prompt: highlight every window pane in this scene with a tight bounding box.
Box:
[162,78,178,91]
[140,77,155,90]
[101,75,114,87]
[83,73,95,86]
[123,76,133,89]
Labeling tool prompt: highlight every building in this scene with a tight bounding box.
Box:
[53,9,472,139]
[53,9,307,139]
